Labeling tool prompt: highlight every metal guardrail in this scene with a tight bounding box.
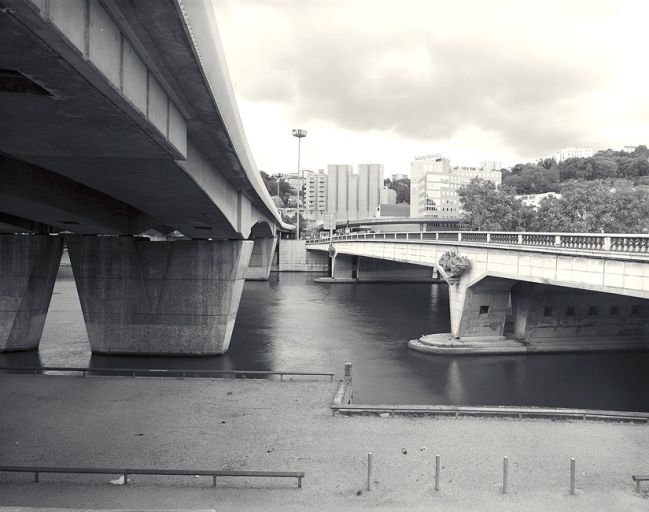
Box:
[0,366,334,382]
[306,231,649,255]
[0,465,304,488]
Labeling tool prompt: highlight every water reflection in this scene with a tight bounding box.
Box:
[1,265,648,411]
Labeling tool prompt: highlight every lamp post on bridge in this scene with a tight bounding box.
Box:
[292,129,307,239]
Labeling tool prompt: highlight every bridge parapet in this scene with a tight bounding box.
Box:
[307,231,649,257]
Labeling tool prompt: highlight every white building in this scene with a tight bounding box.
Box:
[304,169,328,221]
[391,173,408,182]
[327,164,384,222]
[380,187,397,204]
[550,147,593,162]
[410,154,502,219]
[515,192,562,208]
[480,160,503,172]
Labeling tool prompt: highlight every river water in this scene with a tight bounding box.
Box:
[2,261,648,411]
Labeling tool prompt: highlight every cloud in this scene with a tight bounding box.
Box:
[215,0,649,162]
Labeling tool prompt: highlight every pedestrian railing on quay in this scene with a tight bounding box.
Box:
[0,465,304,488]
[306,231,649,255]
[0,366,334,382]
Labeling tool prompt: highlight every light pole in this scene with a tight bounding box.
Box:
[292,129,307,239]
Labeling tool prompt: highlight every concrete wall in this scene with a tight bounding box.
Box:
[278,240,328,272]
[512,283,649,340]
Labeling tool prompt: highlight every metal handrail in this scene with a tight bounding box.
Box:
[0,465,304,488]
[0,366,334,382]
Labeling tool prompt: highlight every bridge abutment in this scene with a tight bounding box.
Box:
[0,234,63,352]
[66,236,253,356]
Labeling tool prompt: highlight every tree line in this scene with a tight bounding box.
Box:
[459,145,649,233]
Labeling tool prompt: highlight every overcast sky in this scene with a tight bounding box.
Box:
[212,0,649,176]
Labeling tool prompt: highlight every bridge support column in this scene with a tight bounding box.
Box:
[0,234,63,352]
[244,237,277,280]
[66,236,253,356]
[332,254,356,280]
[449,277,513,338]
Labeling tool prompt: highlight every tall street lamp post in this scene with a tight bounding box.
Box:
[292,129,307,239]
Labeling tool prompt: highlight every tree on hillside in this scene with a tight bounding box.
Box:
[458,178,532,231]
[537,157,556,170]
[502,163,560,194]
[260,170,293,206]
[556,156,618,181]
[531,179,649,233]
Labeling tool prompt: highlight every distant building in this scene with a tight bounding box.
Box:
[327,164,384,222]
[327,165,352,222]
[621,145,638,153]
[380,187,397,205]
[410,155,502,219]
[391,173,408,182]
[550,147,593,162]
[480,160,503,172]
[515,192,561,208]
[304,170,328,221]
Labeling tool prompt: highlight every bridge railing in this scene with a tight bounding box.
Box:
[306,231,649,254]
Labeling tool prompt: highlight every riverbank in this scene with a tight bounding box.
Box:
[0,374,647,511]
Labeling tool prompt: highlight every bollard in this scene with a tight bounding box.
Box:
[569,458,575,495]
[345,362,352,380]
[502,456,509,494]
[434,454,440,491]
[367,452,373,491]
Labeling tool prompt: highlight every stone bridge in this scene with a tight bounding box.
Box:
[307,232,649,354]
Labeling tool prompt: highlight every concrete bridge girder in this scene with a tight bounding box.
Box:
[0,0,288,240]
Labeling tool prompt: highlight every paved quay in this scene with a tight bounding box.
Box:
[0,374,647,511]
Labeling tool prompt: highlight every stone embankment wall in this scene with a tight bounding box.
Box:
[276,240,328,272]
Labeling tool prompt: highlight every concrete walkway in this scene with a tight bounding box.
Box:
[0,374,647,511]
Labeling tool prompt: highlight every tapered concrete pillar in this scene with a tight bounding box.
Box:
[66,236,253,355]
[244,237,277,280]
[0,234,63,352]
[448,277,513,338]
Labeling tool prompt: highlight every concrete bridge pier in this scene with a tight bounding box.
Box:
[66,236,253,356]
[245,237,277,280]
[448,277,513,339]
[0,234,63,352]
[244,221,278,281]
